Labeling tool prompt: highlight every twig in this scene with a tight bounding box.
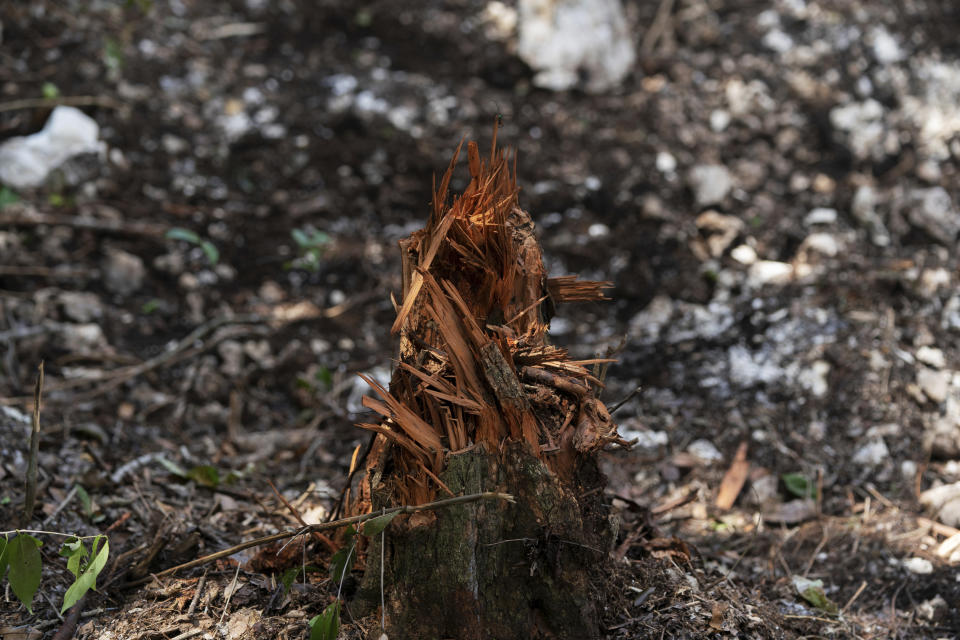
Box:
[187,569,208,615]
[169,630,205,640]
[42,484,78,526]
[0,208,168,239]
[120,491,514,587]
[841,580,868,615]
[0,95,126,113]
[219,562,242,624]
[21,362,43,527]
[640,0,675,57]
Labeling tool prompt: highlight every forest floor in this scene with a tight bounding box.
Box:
[2,0,960,638]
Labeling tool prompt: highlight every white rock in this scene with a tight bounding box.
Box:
[799,360,831,397]
[870,27,903,65]
[918,267,951,298]
[920,482,960,510]
[852,438,889,466]
[902,557,933,575]
[59,323,107,352]
[688,164,734,207]
[731,244,757,265]
[517,0,636,93]
[830,100,886,161]
[800,233,840,257]
[747,261,793,288]
[588,223,610,238]
[916,346,946,369]
[102,248,146,296]
[655,151,677,173]
[0,106,102,190]
[917,367,951,403]
[687,439,723,463]
[762,29,794,54]
[909,187,959,245]
[709,109,731,132]
[804,207,837,226]
[728,344,784,388]
[58,291,103,323]
[850,185,890,246]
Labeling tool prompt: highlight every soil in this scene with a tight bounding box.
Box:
[2,0,960,638]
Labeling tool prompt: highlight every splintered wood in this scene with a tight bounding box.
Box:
[356,130,625,506]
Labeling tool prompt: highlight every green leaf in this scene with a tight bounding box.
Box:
[75,485,93,518]
[42,82,60,99]
[186,465,220,488]
[200,240,219,265]
[165,228,201,244]
[0,536,8,577]
[7,534,43,613]
[792,576,838,615]
[361,512,397,537]
[280,567,301,595]
[59,537,88,579]
[61,536,108,614]
[291,228,310,248]
[157,456,188,478]
[782,473,814,499]
[0,187,19,209]
[328,547,354,583]
[309,601,340,640]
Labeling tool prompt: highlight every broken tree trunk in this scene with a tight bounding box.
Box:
[350,128,628,639]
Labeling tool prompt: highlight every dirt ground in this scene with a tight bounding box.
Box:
[2,0,960,638]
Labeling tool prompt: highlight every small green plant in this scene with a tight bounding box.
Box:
[0,532,109,614]
[309,511,398,640]
[0,187,19,209]
[165,228,220,265]
[157,457,235,488]
[781,472,815,499]
[286,227,331,272]
[141,299,161,314]
[103,38,124,74]
[41,82,60,99]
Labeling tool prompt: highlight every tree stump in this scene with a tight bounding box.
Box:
[350,129,628,639]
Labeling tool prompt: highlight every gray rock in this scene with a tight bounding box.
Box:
[804,207,838,226]
[59,323,107,352]
[852,438,889,466]
[58,291,103,322]
[102,248,146,296]
[917,367,950,403]
[688,164,734,207]
[850,185,890,246]
[909,187,959,245]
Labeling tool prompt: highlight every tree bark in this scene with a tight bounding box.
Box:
[349,129,627,639]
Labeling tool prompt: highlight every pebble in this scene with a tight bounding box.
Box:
[58,291,103,322]
[102,248,146,296]
[747,261,793,288]
[59,323,107,352]
[688,164,734,207]
[804,207,837,226]
[687,439,723,463]
[917,367,950,403]
[916,346,946,369]
[800,232,840,258]
[730,244,757,265]
[850,185,889,246]
[852,438,889,466]
[902,557,933,575]
[709,109,731,132]
[908,187,959,245]
[655,151,677,173]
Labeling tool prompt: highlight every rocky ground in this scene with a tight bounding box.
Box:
[2,0,960,638]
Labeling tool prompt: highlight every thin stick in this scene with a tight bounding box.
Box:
[120,491,514,587]
[21,362,44,527]
[219,562,242,624]
[0,95,125,113]
[0,209,168,239]
[187,569,208,615]
[841,580,868,615]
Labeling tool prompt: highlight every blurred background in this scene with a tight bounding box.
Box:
[2,0,960,634]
